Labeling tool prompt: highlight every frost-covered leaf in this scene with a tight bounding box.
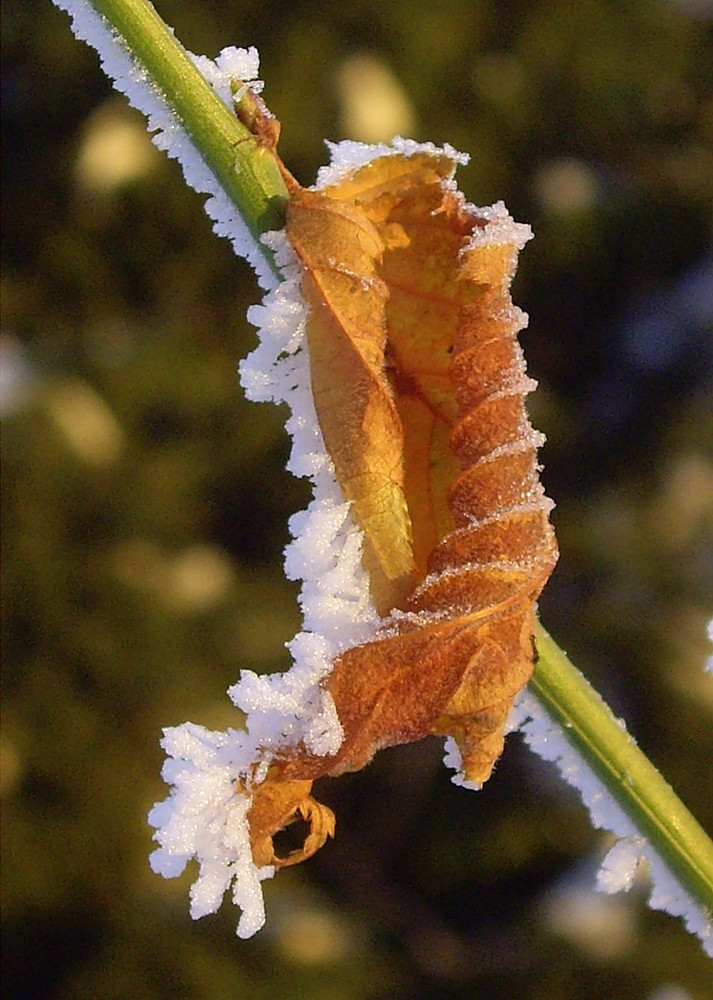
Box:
[244,147,557,863]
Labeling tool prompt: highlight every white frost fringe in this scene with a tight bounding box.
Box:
[53,6,713,953]
[511,689,712,957]
[146,225,382,937]
[52,1,276,290]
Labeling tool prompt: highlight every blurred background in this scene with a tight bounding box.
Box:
[2,0,712,997]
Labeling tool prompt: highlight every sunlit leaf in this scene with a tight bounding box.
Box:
[248,148,557,866]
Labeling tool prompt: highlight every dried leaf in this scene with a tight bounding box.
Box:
[247,777,335,868]
[246,148,557,865]
[288,188,417,612]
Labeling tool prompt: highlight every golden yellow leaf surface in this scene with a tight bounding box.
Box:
[244,148,557,869]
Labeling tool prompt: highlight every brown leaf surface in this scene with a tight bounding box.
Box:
[245,150,557,868]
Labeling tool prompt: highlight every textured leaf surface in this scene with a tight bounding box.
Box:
[248,150,557,867]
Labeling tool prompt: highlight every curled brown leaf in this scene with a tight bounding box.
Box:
[243,147,557,865]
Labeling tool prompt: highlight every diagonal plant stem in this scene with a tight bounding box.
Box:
[533,624,713,912]
[91,0,289,279]
[82,0,713,930]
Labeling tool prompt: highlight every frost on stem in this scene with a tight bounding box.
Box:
[53,7,711,951]
[511,690,713,957]
[53,1,276,289]
[50,5,370,936]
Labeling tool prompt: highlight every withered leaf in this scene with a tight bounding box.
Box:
[247,777,335,869]
[245,149,557,869]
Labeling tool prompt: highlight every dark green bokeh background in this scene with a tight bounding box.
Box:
[3,1,712,998]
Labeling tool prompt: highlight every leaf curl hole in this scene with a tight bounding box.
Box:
[272,815,312,862]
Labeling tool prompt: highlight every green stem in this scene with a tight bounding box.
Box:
[90,0,289,279]
[534,623,713,915]
[71,0,713,939]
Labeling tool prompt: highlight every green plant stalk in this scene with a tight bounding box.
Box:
[90,0,289,280]
[534,624,713,914]
[86,0,713,931]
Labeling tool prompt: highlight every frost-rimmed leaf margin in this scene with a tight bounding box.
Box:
[53,0,713,955]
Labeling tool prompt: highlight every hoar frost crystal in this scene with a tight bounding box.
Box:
[150,227,381,937]
[50,3,712,954]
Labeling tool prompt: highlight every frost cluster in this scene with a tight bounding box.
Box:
[54,5,713,953]
[148,223,379,937]
[147,725,272,939]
